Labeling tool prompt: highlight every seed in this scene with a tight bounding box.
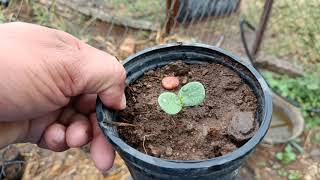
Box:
[161,76,180,90]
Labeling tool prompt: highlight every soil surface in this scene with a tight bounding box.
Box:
[118,61,258,160]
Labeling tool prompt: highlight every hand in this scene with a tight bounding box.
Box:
[0,22,126,171]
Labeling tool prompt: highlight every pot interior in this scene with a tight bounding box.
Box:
[104,45,266,140]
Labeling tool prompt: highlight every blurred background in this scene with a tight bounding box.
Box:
[0,0,319,179]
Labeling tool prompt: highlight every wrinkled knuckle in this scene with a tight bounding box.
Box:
[63,61,86,96]
[52,29,82,52]
[63,57,87,96]
[51,30,86,96]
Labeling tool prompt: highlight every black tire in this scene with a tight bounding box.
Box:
[177,0,240,23]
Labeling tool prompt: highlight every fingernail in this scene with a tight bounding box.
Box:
[120,94,126,109]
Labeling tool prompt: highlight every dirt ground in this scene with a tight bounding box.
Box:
[0,1,319,179]
[1,127,318,179]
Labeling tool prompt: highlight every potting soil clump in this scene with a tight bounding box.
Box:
[118,61,258,160]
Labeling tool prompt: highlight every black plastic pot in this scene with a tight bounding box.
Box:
[96,43,272,180]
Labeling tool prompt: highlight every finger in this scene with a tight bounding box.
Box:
[41,123,68,152]
[73,94,97,114]
[81,44,126,110]
[90,113,100,137]
[66,114,92,147]
[27,110,62,143]
[57,107,77,125]
[58,39,127,110]
[91,134,115,171]
[90,113,115,171]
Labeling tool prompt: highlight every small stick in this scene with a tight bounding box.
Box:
[171,118,176,127]
[142,136,147,155]
[119,117,130,123]
[270,123,288,128]
[142,134,156,155]
[105,121,137,127]
[10,0,24,22]
[215,35,225,47]
[303,129,313,149]
[127,86,134,92]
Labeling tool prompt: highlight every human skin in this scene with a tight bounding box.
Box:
[0,22,126,171]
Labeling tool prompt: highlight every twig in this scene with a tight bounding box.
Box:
[0,160,25,178]
[3,160,25,165]
[142,136,147,155]
[170,118,176,127]
[104,121,137,127]
[10,0,24,22]
[119,117,130,123]
[142,134,156,155]
[270,123,288,128]
[80,16,97,35]
[48,0,57,22]
[289,140,304,155]
[215,35,225,47]
[303,129,313,150]
[131,11,154,18]
[135,33,156,45]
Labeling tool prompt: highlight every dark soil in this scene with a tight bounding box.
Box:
[118,61,258,160]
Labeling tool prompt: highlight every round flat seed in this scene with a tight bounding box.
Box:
[161,76,180,90]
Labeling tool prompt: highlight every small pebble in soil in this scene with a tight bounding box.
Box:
[146,101,153,105]
[177,140,184,145]
[186,123,194,131]
[228,111,255,141]
[148,145,164,157]
[236,99,243,105]
[165,147,173,156]
[145,70,154,75]
[161,76,180,90]
[202,69,209,76]
[208,127,220,138]
[181,76,188,85]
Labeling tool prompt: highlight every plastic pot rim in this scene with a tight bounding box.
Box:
[96,42,272,169]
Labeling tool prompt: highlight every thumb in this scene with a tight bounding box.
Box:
[77,43,127,110]
[56,30,127,110]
